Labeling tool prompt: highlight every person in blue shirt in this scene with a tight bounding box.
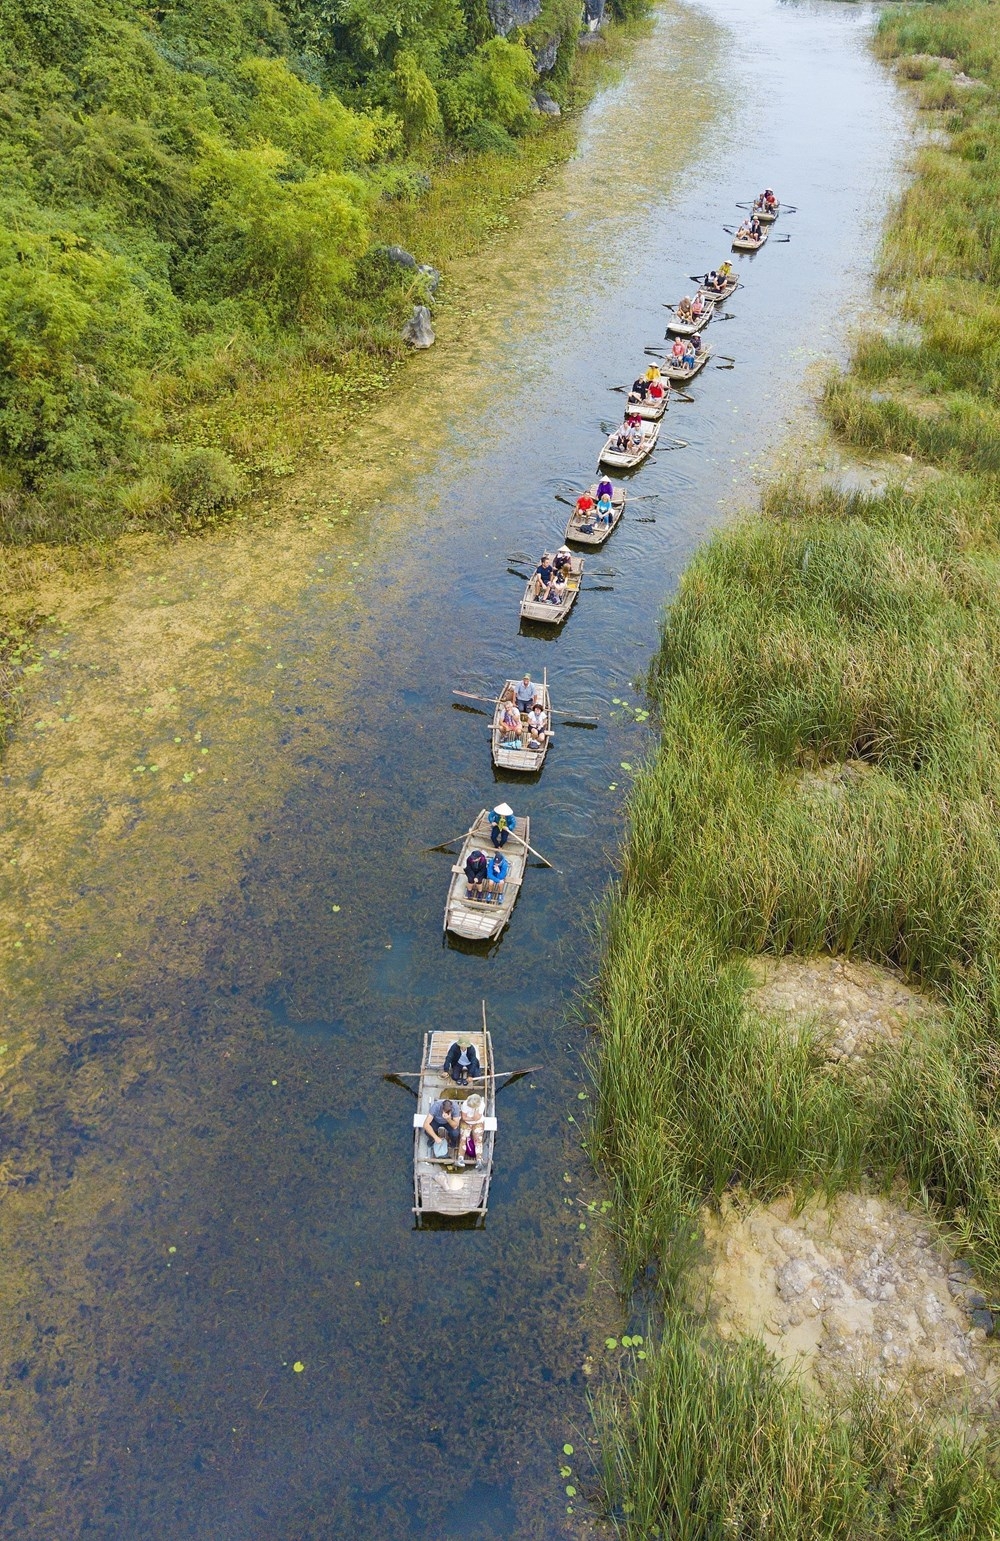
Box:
[488,803,516,848]
[514,675,536,714]
[486,850,509,904]
[423,1098,460,1151]
[531,556,554,600]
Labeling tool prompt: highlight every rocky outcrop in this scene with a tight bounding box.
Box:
[698,1192,1000,1417]
[584,0,605,28]
[533,89,561,116]
[402,305,435,349]
[532,37,560,73]
[487,0,542,36]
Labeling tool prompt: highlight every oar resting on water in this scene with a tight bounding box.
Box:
[451,690,599,724]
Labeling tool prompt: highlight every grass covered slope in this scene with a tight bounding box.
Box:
[592,4,1000,1534]
[0,0,638,543]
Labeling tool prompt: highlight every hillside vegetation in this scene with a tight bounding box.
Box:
[0,0,636,544]
[593,3,1000,1535]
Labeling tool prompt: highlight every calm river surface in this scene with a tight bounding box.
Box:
[0,2,910,1536]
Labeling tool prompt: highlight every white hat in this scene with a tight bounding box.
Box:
[493,803,514,817]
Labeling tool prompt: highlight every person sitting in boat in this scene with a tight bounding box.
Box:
[759,188,777,213]
[644,365,662,386]
[629,376,649,402]
[464,848,489,900]
[515,674,537,714]
[527,701,548,748]
[596,489,614,525]
[423,1096,461,1152]
[444,1041,481,1084]
[675,295,694,323]
[748,215,762,240]
[682,341,696,371]
[596,474,615,501]
[553,545,573,574]
[718,260,733,281]
[627,420,644,453]
[547,570,568,604]
[690,332,703,356]
[486,849,509,903]
[499,698,522,748]
[691,292,706,319]
[703,269,723,294]
[459,1092,486,1167]
[613,424,630,452]
[488,803,516,848]
[648,378,665,405]
[670,336,686,367]
[573,491,596,527]
[530,556,554,600]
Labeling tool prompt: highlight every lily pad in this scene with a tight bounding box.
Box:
[293,1361,305,1373]
[605,1337,618,1350]
[563,1443,574,1456]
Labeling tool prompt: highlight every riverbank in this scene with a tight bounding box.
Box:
[0,1,917,1532]
[593,4,1000,1533]
[0,14,651,756]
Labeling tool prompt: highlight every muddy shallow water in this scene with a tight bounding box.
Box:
[0,3,912,1536]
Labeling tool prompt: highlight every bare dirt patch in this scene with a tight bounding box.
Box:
[698,1191,1000,1418]
[748,953,937,1065]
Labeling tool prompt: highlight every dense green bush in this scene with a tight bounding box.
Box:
[0,0,604,539]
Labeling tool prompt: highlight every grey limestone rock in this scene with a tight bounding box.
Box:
[417,262,441,294]
[585,0,605,26]
[534,88,561,116]
[402,305,435,350]
[533,38,560,74]
[487,0,542,36]
[385,245,418,269]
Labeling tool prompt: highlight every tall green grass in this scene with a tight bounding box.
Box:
[592,3,1000,1526]
[599,1317,1000,1540]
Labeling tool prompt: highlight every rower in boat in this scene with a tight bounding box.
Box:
[553,544,573,573]
[443,1039,482,1084]
[515,674,538,714]
[755,188,778,217]
[488,803,516,848]
[691,331,704,357]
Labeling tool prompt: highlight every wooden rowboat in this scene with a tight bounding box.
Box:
[491,671,551,773]
[412,1012,496,1221]
[519,553,583,625]
[663,345,713,384]
[732,229,767,252]
[629,386,668,422]
[599,419,660,469]
[444,809,529,940]
[666,299,715,337]
[698,274,739,304]
[565,484,625,547]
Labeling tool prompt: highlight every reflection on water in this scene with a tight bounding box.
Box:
[0,2,913,1536]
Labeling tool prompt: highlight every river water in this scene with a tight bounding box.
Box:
[0,2,909,1536]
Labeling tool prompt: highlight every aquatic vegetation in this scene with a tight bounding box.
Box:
[593,0,1000,1529]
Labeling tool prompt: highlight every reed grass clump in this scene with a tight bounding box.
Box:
[593,4,1000,1524]
[599,1317,1000,1540]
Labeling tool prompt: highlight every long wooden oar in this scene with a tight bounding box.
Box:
[422,828,472,853]
[453,690,499,706]
[526,842,554,869]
